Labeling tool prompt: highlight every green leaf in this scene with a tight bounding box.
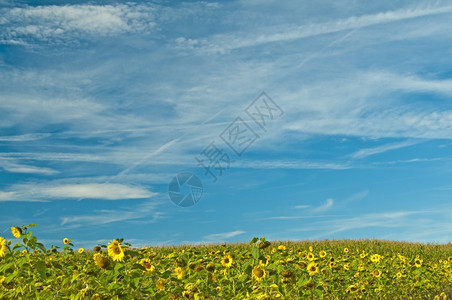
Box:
[241,260,252,272]
[249,237,259,245]
[251,247,260,260]
[161,270,172,279]
[12,242,23,251]
[36,242,47,253]
[34,260,47,278]
[5,272,16,284]
[132,263,146,271]
[29,236,37,246]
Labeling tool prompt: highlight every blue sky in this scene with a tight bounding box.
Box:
[1,0,452,249]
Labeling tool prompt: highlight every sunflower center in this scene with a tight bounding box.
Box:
[254,268,264,277]
[113,246,121,254]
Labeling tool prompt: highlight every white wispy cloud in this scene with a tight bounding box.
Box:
[313,198,334,212]
[238,160,350,170]
[0,161,59,175]
[0,133,51,142]
[343,190,369,204]
[176,4,452,53]
[43,183,154,200]
[0,183,157,202]
[203,230,246,241]
[295,205,310,209]
[59,200,164,227]
[284,71,452,139]
[0,4,157,44]
[292,210,424,237]
[350,140,422,159]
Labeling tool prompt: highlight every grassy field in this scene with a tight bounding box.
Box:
[1,225,452,299]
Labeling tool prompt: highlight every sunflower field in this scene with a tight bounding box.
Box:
[1,225,452,299]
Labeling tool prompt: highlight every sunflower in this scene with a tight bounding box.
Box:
[280,270,294,279]
[221,254,233,268]
[319,250,327,258]
[175,267,184,279]
[307,252,315,261]
[278,245,286,251]
[156,278,165,291]
[94,254,111,269]
[11,227,22,239]
[252,265,266,281]
[414,258,423,268]
[0,237,7,258]
[194,265,203,272]
[396,272,402,279]
[370,254,381,263]
[343,247,349,254]
[108,239,125,262]
[63,238,70,245]
[372,269,381,278]
[307,262,319,276]
[78,248,84,254]
[346,285,358,294]
[182,291,191,299]
[206,263,215,272]
[259,257,269,267]
[309,246,313,252]
[140,258,155,272]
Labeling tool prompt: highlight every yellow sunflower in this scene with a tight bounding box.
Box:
[0,237,7,258]
[414,258,423,268]
[307,262,319,276]
[252,265,266,281]
[221,254,233,268]
[156,278,165,291]
[396,272,402,279]
[63,238,70,245]
[346,284,359,294]
[307,252,315,261]
[140,258,155,273]
[206,263,215,272]
[370,254,381,263]
[319,250,327,258]
[343,247,349,254]
[175,267,184,279]
[11,227,22,239]
[108,239,125,262]
[278,245,286,251]
[94,254,111,269]
[78,248,84,254]
[372,269,381,278]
